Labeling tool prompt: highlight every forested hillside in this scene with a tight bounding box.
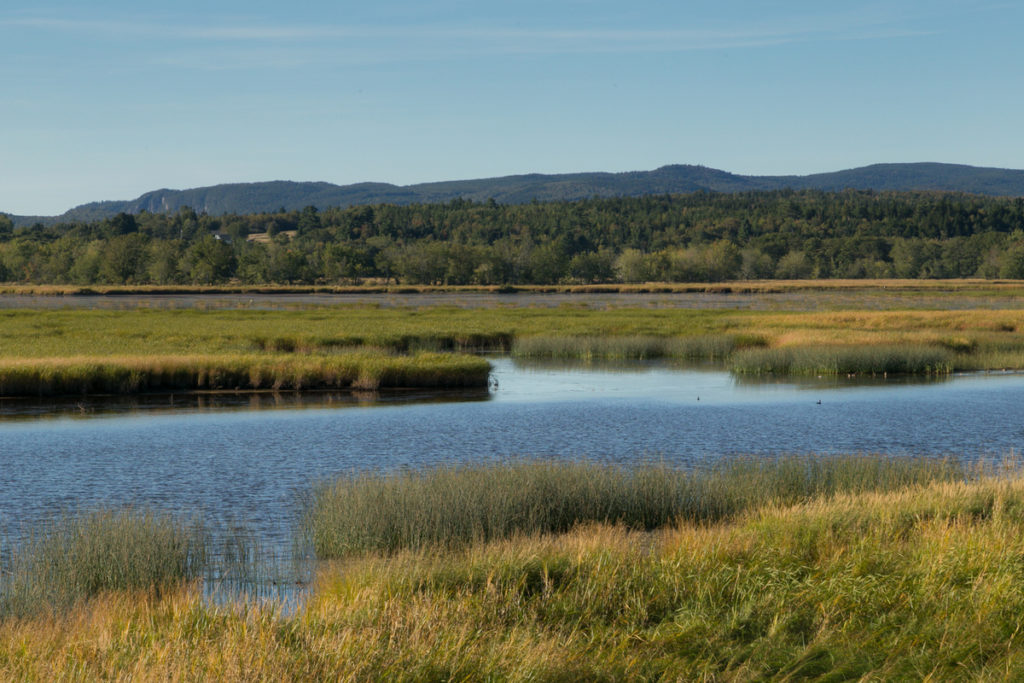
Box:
[3,190,1024,285]
[11,162,1024,228]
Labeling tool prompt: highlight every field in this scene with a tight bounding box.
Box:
[2,282,1024,395]
[0,307,506,394]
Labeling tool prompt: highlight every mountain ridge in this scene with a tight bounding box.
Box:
[10,162,1024,227]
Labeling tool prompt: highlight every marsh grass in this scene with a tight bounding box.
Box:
[2,305,1022,366]
[303,473,1024,681]
[250,331,514,354]
[0,509,287,619]
[0,351,490,397]
[0,509,207,618]
[1,304,1023,395]
[0,307,727,359]
[511,333,768,361]
[304,455,964,558]
[11,469,1024,679]
[731,344,956,375]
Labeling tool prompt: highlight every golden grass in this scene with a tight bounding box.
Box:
[1,509,207,619]
[9,472,1024,679]
[304,455,962,558]
[0,307,507,395]
[1,293,1024,396]
[0,352,490,396]
[1,306,1020,357]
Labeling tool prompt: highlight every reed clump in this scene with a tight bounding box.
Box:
[304,455,963,558]
[251,331,514,354]
[0,352,490,397]
[731,344,955,375]
[0,509,206,618]
[511,333,767,361]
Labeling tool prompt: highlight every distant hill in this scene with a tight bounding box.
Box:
[10,162,1024,227]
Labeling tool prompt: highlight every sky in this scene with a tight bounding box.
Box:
[2,0,1023,216]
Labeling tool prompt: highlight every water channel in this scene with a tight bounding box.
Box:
[2,358,1023,554]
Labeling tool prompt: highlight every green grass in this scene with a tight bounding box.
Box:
[304,456,965,558]
[1,304,1023,395]
[511,333,768,361]
[0,509,207,618]
[8,460,1024,679]
[0,307,729,358]
[731,344,956,375]
[306,474,1024,680]
[0,351,490,396]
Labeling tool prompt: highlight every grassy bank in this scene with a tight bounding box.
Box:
[505,308,1024,374]
[303,475,1024,680]
[0,304,500,396]
[0,351,490,396]
[2,305,1023,361]
[730,344,956,376]
[2,305,1024,356]
[304,456,963,558]
[6,459,1024,679]
[2,303,1024,396]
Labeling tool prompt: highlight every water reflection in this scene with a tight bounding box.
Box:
[0,386,492,422]
[0,358,975,424]
[508,356,718,373]
[730,371,955,391]
[506,356,962,396]
[512,356,957,388]
[201,536,315,615]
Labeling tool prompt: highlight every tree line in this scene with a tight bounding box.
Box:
[2,189,1024,285]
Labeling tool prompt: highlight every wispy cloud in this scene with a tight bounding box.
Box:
[0,18,924,43]
[0,7,953,70]
[1,16,169,37]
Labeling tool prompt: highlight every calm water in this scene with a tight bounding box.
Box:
[2,359,1024,552]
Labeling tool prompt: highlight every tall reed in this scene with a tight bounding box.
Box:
[511,333,767,361]
[730,344,955,375]
[304,472,1024,681]
[0,509,207,617]
[304,455,964,558]
[0,351,490,397]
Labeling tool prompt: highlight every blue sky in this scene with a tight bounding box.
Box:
[2,0,1022,215]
